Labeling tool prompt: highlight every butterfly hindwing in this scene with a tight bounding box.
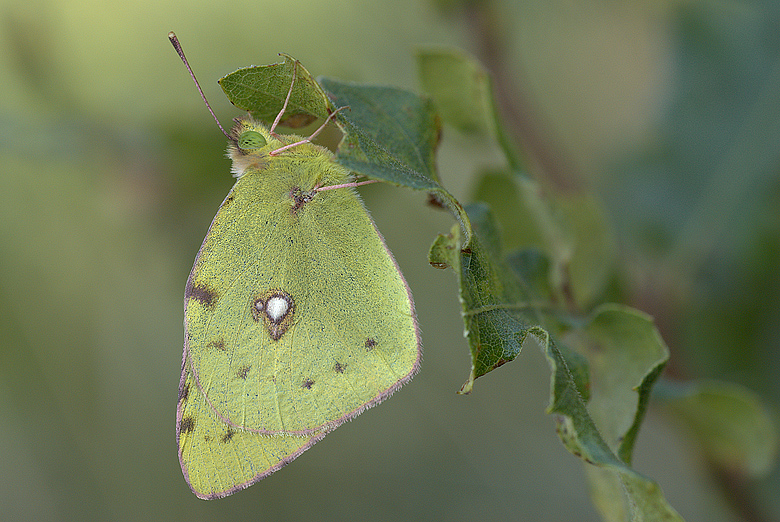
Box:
[177,353,321,500]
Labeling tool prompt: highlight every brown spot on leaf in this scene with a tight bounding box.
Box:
[492,358,509,370]
[426,192,447,209]
[302,378,315,389]
[365,338,377,351]
[334,362,346,374]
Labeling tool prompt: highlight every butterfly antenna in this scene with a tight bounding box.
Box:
[168,32,232,140]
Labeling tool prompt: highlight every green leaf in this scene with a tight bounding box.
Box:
[505,248,555,303]
[218,54,689,519]
[534,325,683,522]
[219,54,331,127]
[563,305,675,521]
[655,380,779,477]
[319,77,471,245]
[319,78,440,187]
[471,169,545,250]
[428,203,539,393]
[429,202,590,397]
[432,203,682,520]
[556,194,616,308]
[417,47,522,171]
[416,47,494,136]
[568,305,670,463]
[473,171,575,313]
[473,170,616,308]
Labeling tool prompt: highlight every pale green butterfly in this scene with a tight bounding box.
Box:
[169,33,421,499]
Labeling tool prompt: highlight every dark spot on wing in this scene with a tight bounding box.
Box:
[179,383,190,402]
[179,416,195,434]
[302,378,315,389]
[365,338,377,351]
[207,338,226,351]
[334,362,346,373]
[236,364,251,379]
[221,428,235,443]
[185,280,218,308]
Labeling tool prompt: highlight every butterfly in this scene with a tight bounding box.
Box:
[170,33,421,499]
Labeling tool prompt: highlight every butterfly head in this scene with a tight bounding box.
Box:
[227,116,282,178]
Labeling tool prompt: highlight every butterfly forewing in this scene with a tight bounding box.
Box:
[184,136,420,437]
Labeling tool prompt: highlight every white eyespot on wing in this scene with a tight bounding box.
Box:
[251,290,295,340]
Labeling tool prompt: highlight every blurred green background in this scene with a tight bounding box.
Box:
[1,0,778,520]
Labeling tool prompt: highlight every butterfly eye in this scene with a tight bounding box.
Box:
[238,130,267,151]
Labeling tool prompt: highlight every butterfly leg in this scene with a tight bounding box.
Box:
[269,59,299,135]
[270,106,349,156]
